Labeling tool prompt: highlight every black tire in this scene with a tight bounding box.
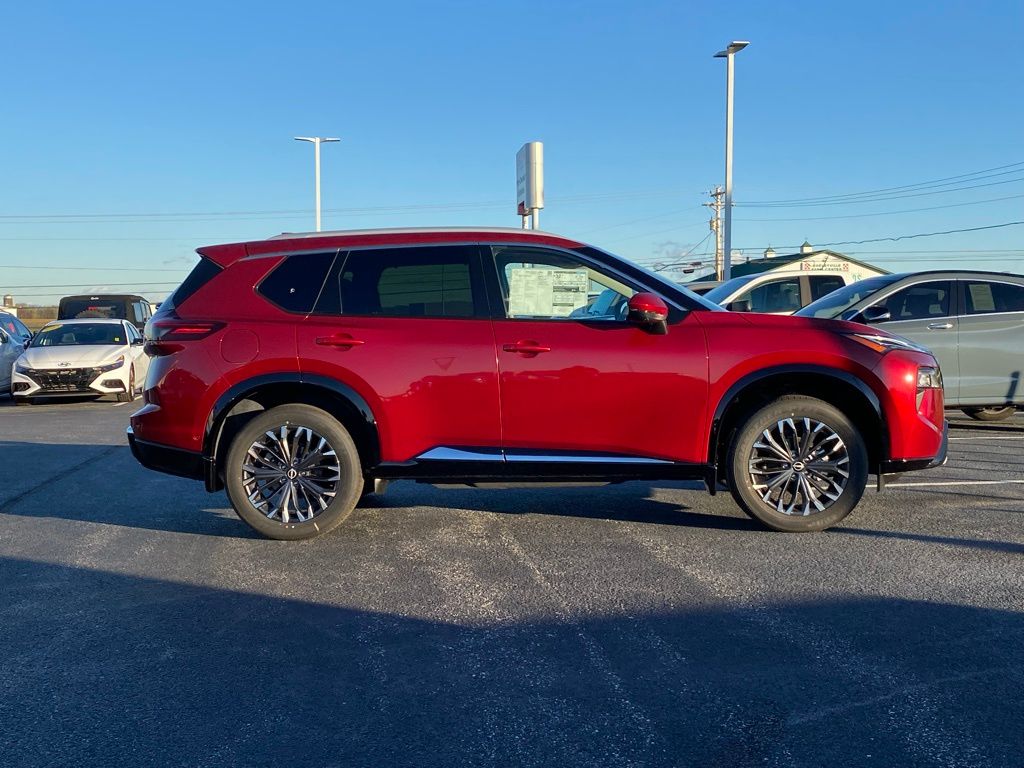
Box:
[224,404,363,540]
[726,396,869,532]
[116,366,135,403]
[961,406,1016,422]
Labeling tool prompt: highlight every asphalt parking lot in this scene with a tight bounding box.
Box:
[1,396,1022,767]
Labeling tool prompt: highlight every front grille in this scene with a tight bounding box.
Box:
[24,367,101,392]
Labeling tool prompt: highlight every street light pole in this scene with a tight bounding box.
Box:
[714,41,748,281]
[294,136,340,232]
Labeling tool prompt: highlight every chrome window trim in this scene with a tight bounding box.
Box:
[242,240,689,314]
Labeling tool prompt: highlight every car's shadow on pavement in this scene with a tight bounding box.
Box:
[364,481,764,531]
[0,440,758,537]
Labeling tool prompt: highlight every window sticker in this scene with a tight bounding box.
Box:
[508,267,589,318]
[968,283,996,312]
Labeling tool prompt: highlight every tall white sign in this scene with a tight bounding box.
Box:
[516,142,544,227]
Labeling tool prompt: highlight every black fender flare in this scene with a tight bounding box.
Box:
[708,364,885,467]
[202,373,379,488]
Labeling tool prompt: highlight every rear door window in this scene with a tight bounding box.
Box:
[320,246,484,318]
[964,281,1024,315]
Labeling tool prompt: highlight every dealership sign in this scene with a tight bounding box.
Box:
[516,142,544,216]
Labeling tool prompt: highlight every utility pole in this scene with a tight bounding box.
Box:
[703,186,725,280]
[294,136,340,232]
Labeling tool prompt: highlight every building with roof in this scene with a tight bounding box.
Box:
[729,241,888,282]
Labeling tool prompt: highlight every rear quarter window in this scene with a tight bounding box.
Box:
[257,251,337,313]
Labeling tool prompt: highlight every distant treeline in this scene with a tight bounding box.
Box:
[15,306,58,320]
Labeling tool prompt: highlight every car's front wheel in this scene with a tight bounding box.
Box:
[961,406,1016,422]
[727,396,868,532]
[224,404,364,540]
[116,366,135,403]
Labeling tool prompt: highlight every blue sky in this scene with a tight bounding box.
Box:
[1,0,1022,302]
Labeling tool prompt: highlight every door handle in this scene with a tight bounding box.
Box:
[315,334,365,348]
[927,322,954,330]
[502,340,551,355]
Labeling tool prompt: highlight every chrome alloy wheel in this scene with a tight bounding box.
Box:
[241,426,341,524]
[748,417,850,516]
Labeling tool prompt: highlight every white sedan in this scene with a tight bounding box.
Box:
[11,319,149,404]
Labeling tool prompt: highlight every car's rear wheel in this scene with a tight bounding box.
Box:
[961,406,1016,422]
[224,404,364,540]
[727,396,868,532]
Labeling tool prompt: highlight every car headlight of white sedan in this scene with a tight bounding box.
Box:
[95,355,126,373]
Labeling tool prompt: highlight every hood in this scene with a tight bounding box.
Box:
[19,345,126,370]
[697,309,888,336]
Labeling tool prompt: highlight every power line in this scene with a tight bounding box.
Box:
[730,220,1024,251]
[0,281,180,289]
[738,192,1024,222]
[737,175,1024,208]
[738,160,1024,206]
[0,264,189,272]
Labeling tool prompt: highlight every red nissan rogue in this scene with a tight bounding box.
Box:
[128,227,947,539]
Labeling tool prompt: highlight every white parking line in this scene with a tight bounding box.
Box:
[950,435,1024,441]
[889,479,1024,488]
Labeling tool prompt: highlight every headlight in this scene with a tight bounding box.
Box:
[96,355,125,373]
[917,366,942,390]
[845,332,928,355]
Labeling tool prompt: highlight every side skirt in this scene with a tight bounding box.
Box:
[371,458,712,485]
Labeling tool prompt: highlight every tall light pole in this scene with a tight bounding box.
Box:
[294,136,340,232]
[713,41,748,281]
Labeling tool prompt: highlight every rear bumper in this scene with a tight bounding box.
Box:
[127,426,207,481]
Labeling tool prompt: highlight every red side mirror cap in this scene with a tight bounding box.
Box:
[627,292,669,335]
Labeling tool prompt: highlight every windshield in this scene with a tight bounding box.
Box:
[795,275,903,318]
[703,276,758,305]
[31,323,127,347]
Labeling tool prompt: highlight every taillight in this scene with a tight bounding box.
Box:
[145,316,224,355]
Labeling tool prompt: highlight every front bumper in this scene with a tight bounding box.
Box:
[12,365,128,397]
[127,426,207,481]
[879,420,949,475]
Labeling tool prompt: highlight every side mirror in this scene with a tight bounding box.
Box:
[23,338,31,350]
[132,337,144,346]
[727,299,753,312]
[859,305,892,324]
[627,292,669,335]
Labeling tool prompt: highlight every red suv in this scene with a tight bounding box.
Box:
[128,227,947,539]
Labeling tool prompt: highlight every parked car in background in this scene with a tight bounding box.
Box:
[129,227,945,540]
[797,271,1024,421]
[0,311,33,392]
[12,319,148,404]
[57,294,154,332]
[682,280,721,296]
[704,269,870,314]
